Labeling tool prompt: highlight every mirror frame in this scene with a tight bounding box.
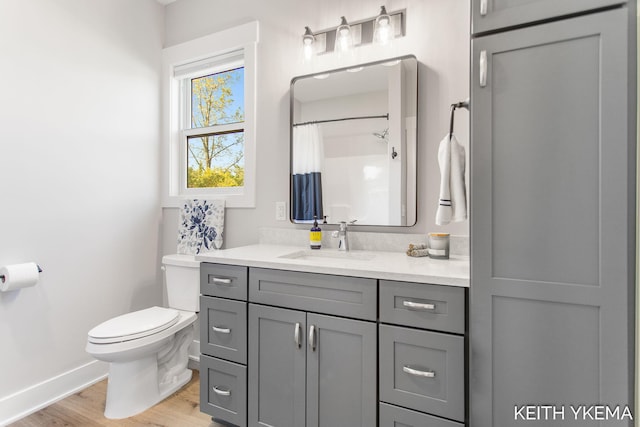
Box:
[289,54,418,227]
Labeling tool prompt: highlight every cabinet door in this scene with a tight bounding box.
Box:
[248,304,306,427]
[306,313,377,427]
[471,0,625,35]
[471,9,633,427]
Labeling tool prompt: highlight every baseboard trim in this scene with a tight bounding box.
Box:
[0,360,108,426]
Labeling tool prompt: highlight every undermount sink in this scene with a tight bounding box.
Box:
[278,249,376,262]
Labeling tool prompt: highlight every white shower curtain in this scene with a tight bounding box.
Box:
[292,123,324,221]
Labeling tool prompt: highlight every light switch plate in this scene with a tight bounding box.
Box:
[275,201,287,221]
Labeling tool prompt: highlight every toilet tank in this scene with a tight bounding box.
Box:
[162,254,201,312]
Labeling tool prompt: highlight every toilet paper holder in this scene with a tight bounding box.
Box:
[0,264,43,283]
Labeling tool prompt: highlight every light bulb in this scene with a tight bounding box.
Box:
[374,6,394,46]
[302,26,315,61]
[335,16,352,53]
[303,40,313,61]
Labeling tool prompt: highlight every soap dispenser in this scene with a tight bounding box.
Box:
[310,216,322,249]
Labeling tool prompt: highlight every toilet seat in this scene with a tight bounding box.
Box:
[88,307,179,344]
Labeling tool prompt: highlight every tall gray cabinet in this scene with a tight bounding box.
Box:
[470,1,636,426]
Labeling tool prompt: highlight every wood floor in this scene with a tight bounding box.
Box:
[12,370,224,427]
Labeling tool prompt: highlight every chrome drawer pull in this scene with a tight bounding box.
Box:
[403,300,436,311]
[480,0,488,16]
[479,50,487,88]
[309,324,316,352]
[212,326,231,334]
[294,323,302,348]
[403,365,435,378]
[212,386,231,396]
[212,277,232,285]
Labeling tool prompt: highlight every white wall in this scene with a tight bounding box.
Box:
[0,0,164,423]
[162,0,470,249]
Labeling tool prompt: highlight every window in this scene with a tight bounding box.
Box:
[163,22,258,207]
[180,57,245,190]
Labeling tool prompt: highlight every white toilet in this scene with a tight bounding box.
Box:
[86,254,200,419]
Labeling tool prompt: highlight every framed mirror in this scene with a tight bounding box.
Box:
[290,55,417,226]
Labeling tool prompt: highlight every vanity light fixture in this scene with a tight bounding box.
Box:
[301,6,404,59]
[302,26,315,61]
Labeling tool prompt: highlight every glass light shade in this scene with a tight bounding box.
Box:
[303,26,314,61]
[374,6,394,46]
[335,16,353,53]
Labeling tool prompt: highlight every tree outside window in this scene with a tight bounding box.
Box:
[187,67,245,188]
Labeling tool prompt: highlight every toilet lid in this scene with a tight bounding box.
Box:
[88,306,180,344]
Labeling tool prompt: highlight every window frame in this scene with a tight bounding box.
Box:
[162,22,258,208]
[181,63,245,193]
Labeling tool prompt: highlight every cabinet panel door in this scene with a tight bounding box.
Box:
[306,314,377,427]
[248,304,306,427]
[472,0,625,35]
[471,9,633,427]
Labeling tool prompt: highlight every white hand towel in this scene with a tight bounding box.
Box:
[435,134,467,225]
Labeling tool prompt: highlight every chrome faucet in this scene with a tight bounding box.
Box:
[334,220,356,251]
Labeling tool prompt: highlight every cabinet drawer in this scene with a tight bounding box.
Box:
[379,402,464,427]
[249,268,377,321]
[200,355,247,427]
[472,0,625,35]
[380,325,465,422]
[380,280,465,334]
[200,296,247,364]
[201,263,248,300]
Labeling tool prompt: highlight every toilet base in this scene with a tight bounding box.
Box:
[102,325,195,419]
[104,355,193,419]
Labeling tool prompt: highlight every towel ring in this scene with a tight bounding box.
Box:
[449,99,470,137]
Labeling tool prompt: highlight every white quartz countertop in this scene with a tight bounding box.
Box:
[195,244,469,287]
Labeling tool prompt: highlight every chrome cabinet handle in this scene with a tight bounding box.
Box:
[212,386,231,396]
[212,277,232,285]
[479,50,487,88]
[480,0,488,16]
[403,365,435,378]
[309,325,316,352]
[403,300,436,311]
[212,326,231,334]
[294,323,302,348]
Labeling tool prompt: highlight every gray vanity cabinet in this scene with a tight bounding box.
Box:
[200,263,250,427]
[379,280,466,425]
[471,0,625,35]
[470,7,634,427]
[200,263,468,426]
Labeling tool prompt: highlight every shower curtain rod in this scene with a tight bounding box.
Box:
[293,113,389,127]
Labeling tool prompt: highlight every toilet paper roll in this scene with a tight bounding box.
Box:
[0,262,40,292]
